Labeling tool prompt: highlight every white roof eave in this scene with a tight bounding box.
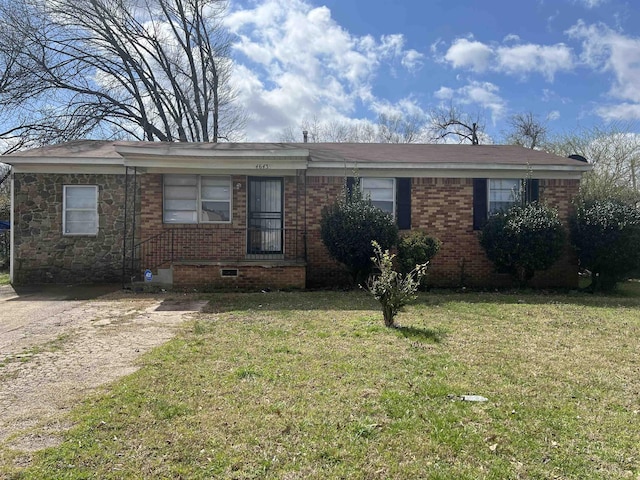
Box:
[308,161,592,172]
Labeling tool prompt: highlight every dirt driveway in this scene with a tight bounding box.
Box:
[0,284,207,464]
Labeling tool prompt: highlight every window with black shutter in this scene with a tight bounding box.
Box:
[473,178,540,230]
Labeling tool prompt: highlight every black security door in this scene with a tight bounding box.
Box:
[247,177,283,254]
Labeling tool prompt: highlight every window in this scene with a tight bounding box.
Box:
[63,185,98,235]
[473,178,540,230]
[488,179,521,214]
[163,175,231,223]
[361,177,395,215]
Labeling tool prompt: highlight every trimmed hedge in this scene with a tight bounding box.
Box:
[480,202,565,285]
[320,180,398,285]
[570,199,640,291]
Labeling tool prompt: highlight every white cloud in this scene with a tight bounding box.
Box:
[596,103,640,121]
[402,50,425,72]
[434,81,507,122]
[371,96,428,118]
[225,0,424,140]
[541,88,571,104]
[496,43,574,81]
[568,20,640,120]
[573,0,608,8]
[443,38,493,72]
[434,86,455,100]
[547,110,561,121]
[437,36,574,81]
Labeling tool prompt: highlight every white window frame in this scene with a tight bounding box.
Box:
[488,178,521,214]
[361,177,396,216]
[62,185,99,236]
[163,175,232,224]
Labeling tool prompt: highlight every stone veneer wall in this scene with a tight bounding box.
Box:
[12,173,134,284]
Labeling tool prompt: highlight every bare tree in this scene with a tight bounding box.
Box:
[377,113,426,143]
[0,0,244,150]
[504,112,547,149]
[429,105,484,145]
[279,114,426,143]
[545,122,640,203]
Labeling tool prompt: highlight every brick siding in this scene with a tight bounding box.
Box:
[13,170,581,289]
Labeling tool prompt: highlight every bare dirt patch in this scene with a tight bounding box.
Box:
[0,286,206,462]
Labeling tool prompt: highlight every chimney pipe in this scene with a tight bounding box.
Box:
[302,130,308,143]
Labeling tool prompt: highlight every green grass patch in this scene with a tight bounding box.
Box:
[4,287,640,479]
[0,271,9,285]
[0,334,71,371]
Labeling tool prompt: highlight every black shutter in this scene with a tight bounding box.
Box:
[346,177,355,198]
[525,179,539,203]
[473,178,488,230]
[396,178,411,230]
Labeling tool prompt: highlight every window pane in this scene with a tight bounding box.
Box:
[362,177,395,215]
[164,175,197,186]
[164,176,198,223]
[202,201,230,222]
[64,186,97,235]
[165,199,198,211]
[165,185,197,200]
[201,176,230,188]
[367,187,394,201]
[66,186,96,209]
[65,210,97,234]
[372,200,394,214]
[201,186,230,200]
[489,179,520,213]
[163,175,231,224]
[362,178,393,190]
[66,210,97,222]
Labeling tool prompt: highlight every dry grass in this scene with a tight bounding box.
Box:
[5,285,640,479]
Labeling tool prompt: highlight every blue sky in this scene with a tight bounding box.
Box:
[225,0,640,142]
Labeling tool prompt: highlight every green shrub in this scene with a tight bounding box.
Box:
[320,179,398,285]
[366,241,427,327]
[397,230,441,276]
[570,199,640,291]
[480,202,566,286]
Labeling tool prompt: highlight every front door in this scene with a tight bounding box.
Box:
[247,177,283,254]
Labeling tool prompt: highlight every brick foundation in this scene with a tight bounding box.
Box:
[172,263,306,290]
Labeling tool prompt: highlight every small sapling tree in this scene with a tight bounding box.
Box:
[367,241,428,328]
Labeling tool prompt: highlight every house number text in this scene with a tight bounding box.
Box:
[255,163,270,169]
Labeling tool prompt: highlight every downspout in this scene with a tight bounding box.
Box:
[9,171,14,284]
[130,167,138,277]
[121,166,129,289]
[303,155,308,265]
[302,130,308,263]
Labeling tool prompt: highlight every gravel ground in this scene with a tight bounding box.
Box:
[0,284,207,465]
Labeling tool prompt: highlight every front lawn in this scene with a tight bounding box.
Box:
[5,286,640,479]
[0,271,9,285]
